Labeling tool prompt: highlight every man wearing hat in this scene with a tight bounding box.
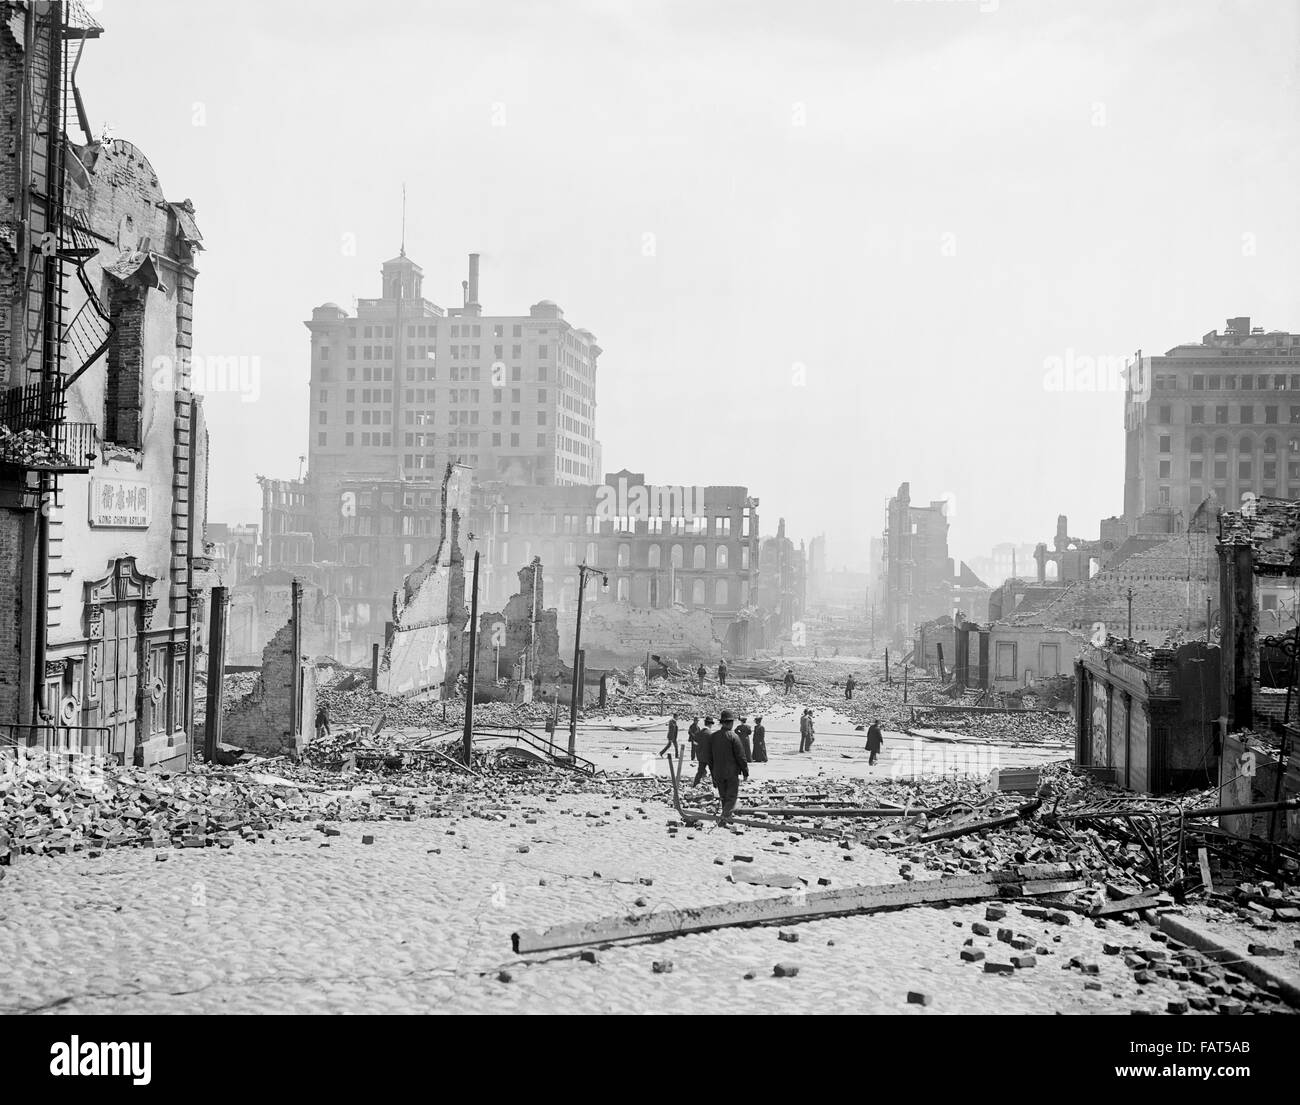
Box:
[705,710,749,825]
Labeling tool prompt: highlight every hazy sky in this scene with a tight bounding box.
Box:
[77,0,1299,572]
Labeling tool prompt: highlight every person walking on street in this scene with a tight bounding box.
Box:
[751,716,768,762]
[783,669,795,696]
[717,659,728,686]
[687,716,701,762]
[659,714,680,758]
[845,674,856,700]
[865,720,884,767]
[735,716,753,761]
[798,709,811,753]
[696,663,706,690]
[704,710,748,826]
[692,716,716,785]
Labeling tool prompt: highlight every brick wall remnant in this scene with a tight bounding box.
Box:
[221,618,315,757]
[474,557,560,685]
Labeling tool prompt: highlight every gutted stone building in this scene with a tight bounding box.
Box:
[0,3,207,767]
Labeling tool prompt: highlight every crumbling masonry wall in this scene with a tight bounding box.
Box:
[222,619,316,757]
[377,463,471,697]
[567,603,723,668]
[474,558,560,684]
[228,574,343,667]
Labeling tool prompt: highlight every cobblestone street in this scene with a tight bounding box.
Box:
[0,786,1229,1015]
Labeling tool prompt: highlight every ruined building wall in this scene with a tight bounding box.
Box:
[221,618,316,757]
[567,603,722,668]
[474,558,560,684]
[227,575,343,667]
[377,463,471,697]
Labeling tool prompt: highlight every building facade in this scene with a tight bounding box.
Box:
[1124,316,1300,533]
[465,470,762,654]
[303,251,602,556]
[0,2,207,767]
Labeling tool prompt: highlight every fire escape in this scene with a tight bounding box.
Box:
[0,1,107,505]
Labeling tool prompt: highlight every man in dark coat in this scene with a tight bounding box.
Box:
[692,717,716,785]
[717,659,728,686]
[703,710,748,825]
[845,674,856,700]
[783,669,795,695]
[734,716,753,761]
[687,716,701,761]
[696,663,706,690]
[751,716,768,763]
[865,720,884,766]
[659,714,680,758]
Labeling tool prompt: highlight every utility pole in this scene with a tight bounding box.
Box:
[289,579,302,743]
[203,586,229,762]
[462,550,481,764]
[1127,588,1134,639]
[1270,621,1300,843]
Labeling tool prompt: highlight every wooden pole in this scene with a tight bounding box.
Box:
[203,586,228,762]
[289,579,302,742]
[462,551,481,765]
[370,642,379,690]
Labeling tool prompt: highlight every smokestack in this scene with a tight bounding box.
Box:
[468,253,480,312]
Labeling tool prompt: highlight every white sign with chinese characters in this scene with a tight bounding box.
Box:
[89,478,153,528]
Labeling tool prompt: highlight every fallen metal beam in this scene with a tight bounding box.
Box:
[1181,798,1300,819]
[511,863,1079,953]
[916,800,1040,843]
[737,806,932,818]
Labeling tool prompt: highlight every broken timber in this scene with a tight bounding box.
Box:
[914,800,1040,843]
[511,863,1082,954]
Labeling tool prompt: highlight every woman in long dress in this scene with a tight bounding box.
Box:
[751,716,768,763]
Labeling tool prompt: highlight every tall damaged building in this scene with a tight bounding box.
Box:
[0,2,208,767]
[880,482,987,642]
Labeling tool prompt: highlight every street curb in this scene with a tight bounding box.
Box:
[1159,914,1300,1007]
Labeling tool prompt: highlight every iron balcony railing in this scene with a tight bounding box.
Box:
[0,380,97,472]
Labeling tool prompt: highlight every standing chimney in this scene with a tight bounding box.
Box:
[468,253,480,313]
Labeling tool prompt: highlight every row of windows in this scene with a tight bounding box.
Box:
[324,341,557,363]
[1150,403,1300,426]
[320,386,559,409]
[1153,373,1300,393]
[319,431,555,450]
[322,365,555,384]
[489,512,751,539]
[1161,434,1300,455]
[493,539,750,573]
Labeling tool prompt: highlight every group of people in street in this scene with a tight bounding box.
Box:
[657,708,886,824]
[662,714,768,767]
